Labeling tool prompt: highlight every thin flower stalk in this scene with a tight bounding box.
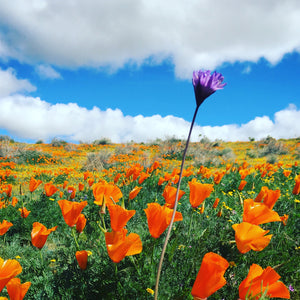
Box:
[154,69,226,299]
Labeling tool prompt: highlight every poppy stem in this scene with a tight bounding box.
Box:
[188,209,195,238]
[72,227,80,250]
[154,105,199,300]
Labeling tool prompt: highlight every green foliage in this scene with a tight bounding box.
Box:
[0,140,299,299]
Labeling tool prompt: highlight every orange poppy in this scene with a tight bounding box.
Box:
[5,184,12,198]
[232,222,272,254]
[87,178,94,187]
[162,185,185,209]
[243,199,281,225]
[280,214,289,226]
[113,173,122,184]
[191,252,229,299]
[188,179,214,208]
[129,186,142,200]
[213,171,225,185]
[31,222,57,249]
[58,200,88,227]
[138,172,150,184]
[93,183,122,206]
[75,250,88,270]
[67,186,76,199]
[238,180,247,191]
[282,170,291,177]
[144,202,183,238]
[44,183,58,197]
[255,186,280,209]
[105,228,142,263]
[239,264,290,299]
[11,197,18,207]
[107,204,136,232]
[254,186,269,202]
[239,169,250,180]
[213,198,220,209]
[0,220,13,235]
[29,177,42,193]
[292,174,300,195]
[0,257,22,292]
[78,182,84,191]
[6,278,31,300]
[263,189,281,210]
[76,214,87,233]
[63,181,68,189]
[19,207,31,218]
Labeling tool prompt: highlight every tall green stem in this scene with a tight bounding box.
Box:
[154,105,199,300]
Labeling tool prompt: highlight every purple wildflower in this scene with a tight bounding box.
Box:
[192,70,226,107]
[288,284,295,292]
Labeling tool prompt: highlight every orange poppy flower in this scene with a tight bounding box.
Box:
[0,257,22,292]
[255,186,280,209]
[93,183,122,206]
[11,197,18,207]
[282,170,291,177]
[107,204,136,232]
[188,179,214,208]
[213,198,220,209]
[75,250,88,270]
[19,207,31,218]
[243,199,281,225]
[31,222,57,249]
[29,177,42,193]
[138,172,150,184]
[4,184,12,198]
[76,214,87,233]
[0,220,13,235]
[105,228,142,263]
[78,182,84,192]
[44,183,58,197]
[162,185,185,209]
[292,174,300,195]
[254,186,269,202]
[232,222,272,254]
[57,200,88,227]
[238,180,247,191]
[67,186,76,199]
[144,202,183,238]
[239,264,290,299]
[6,278,31,300]
[213,171,225,184]
[280,214,289,226]
[191,252,229,299]
[87,178,94,187]
[129,186,142,200]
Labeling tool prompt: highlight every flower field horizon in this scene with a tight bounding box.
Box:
[0,135,299,299]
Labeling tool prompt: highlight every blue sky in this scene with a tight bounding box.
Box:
[0,1,300,143]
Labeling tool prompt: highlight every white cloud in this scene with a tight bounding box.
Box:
[35,64,61,79]
[0,68,36,97]
[0,0,300,77]
[0,94,299,143]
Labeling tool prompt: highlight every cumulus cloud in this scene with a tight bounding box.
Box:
[0,68,36,97]
[0,94,299,143]
[35,64,62,79]
[0,1,300,77]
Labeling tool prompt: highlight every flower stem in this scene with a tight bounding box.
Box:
[72,227,80,250]
[154,105,199,300]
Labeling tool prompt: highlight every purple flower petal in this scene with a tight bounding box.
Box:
[193,70,226,107]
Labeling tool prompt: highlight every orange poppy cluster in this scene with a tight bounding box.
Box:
[232,186,285,254]
[0,257,30,299]
[0,139,298,299]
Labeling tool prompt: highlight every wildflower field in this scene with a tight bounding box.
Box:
[0,136,299,299]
